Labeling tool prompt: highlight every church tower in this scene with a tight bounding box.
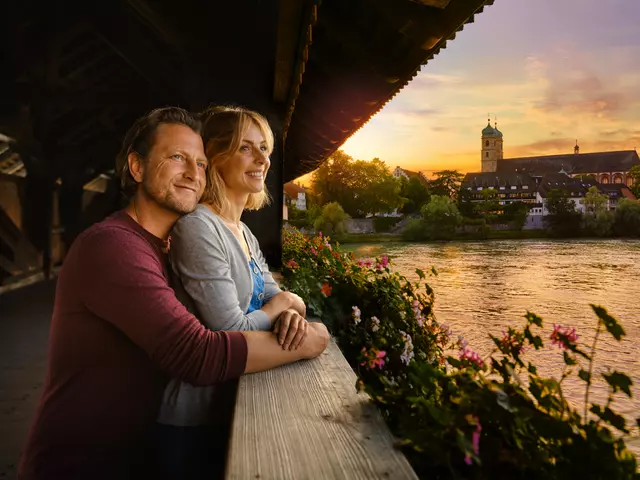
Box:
[481,116,503,172]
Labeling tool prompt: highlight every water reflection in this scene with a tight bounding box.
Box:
[345,239,640,444]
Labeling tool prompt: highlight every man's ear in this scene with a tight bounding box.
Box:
[128,152,144,184]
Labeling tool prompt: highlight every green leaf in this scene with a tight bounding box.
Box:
[591,304,626,341]
[602,371,633,397]
[446,356,462,368]
[524,311,543,327]
[578,369,591,384]
[563,351,577,366]
[415,268,425,280]
[528,362,538,375]
[431,266,438,276]
[590,404,628,433]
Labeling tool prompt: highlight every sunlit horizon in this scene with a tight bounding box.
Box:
[294,0,640,184]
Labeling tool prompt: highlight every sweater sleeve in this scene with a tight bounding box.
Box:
[79,226,247,386]
[246,227,282,303]
[170,215,272,331]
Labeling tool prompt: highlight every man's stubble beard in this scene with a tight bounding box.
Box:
[141,179,198,215]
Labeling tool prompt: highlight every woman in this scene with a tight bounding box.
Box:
[156,106,308,478]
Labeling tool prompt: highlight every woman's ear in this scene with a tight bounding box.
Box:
[127,152,144,184]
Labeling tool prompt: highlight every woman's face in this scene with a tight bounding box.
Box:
[218,122,270,196]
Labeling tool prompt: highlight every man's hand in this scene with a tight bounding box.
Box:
[273,308,308,350]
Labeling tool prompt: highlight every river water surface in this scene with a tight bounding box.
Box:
[345,239,640,444]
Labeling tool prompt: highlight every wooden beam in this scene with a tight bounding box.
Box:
[273,0,304,102]
[227,338,418,479]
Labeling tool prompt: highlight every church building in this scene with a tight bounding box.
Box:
[478,118,639,185]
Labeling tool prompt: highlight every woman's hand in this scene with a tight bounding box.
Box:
[273,309,308,351]
[284,291,306,317]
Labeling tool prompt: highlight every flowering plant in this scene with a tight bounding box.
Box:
[281,226,639,479]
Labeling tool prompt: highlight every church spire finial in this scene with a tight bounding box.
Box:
[574,139,580,155]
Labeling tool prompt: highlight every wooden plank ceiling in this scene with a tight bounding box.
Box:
[1,0,492,185]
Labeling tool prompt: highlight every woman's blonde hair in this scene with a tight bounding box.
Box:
[199,105,274,213]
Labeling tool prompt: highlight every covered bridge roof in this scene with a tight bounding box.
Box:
[2,0,492,185]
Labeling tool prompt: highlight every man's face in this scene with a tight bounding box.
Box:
[136,123,208,215]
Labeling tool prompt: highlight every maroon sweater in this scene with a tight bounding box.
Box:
[18,210,248,479]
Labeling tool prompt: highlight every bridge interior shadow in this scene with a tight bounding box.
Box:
[0,280,55,478]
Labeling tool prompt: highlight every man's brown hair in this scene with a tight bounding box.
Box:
[115,107,201,197]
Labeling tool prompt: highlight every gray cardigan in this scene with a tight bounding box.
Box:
[157,204,281,426]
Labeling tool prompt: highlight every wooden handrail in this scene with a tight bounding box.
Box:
[226,338,418,479]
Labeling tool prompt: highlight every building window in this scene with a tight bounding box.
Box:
[485,152,489,158]
[613,174,623,184]
[601,174,610,184]
[485,140,489,147]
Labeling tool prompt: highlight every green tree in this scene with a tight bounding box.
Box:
[628,165,640,197]
[313,202,351,235]
[429,170,464,200]
[583,186,614,237]
[400,176,430,214]
[475,188,500,223]
[544,189,582,237]
[311,151,402,217]
[420,195,463,240]
[503,201,530,231]
[613,198,640,237]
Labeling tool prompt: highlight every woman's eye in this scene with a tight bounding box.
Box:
[260,145,268,152]
[240,145,250,152]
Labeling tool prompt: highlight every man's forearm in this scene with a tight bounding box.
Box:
[242,323,329,373]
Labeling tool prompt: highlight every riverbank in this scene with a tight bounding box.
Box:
[333,229,550,244]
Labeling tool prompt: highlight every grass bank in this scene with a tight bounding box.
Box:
[332,229,551,244]
[332,233,403,244]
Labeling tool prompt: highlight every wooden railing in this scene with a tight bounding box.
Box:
[225,338,418,479]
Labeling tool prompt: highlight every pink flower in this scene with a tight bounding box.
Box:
[360,347,386,369]
[286,258,298,268]
[376,255,390,270]
[472,419,482,456]
[318,232,323,238]
[310,247,318,256]
[500,330,525,354]
[550,324,579,350]
[459,348,484,368]
[357,258,374,268]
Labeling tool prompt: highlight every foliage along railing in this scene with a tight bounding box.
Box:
[281,225,639,479]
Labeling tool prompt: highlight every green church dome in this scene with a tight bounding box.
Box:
[482,122,497,137]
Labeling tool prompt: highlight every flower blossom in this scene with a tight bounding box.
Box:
[361,347,386,369]
[321,283,332,296]
[352,306,361,325]
[549,324,579,350]
[457,335,468,350]
[370,316,380,332]
[310,247,318,256]
[459,348,484,368]
[400,331,414,365]
[357,258,373,268]
[464,417,482,465]
[376,255,390,270]
[500,330,525,354]
[286,258,298,268]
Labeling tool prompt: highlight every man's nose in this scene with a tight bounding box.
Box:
[184,158,200,181]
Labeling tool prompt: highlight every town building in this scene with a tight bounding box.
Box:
[392,166,430,186]
[463,119,638,225]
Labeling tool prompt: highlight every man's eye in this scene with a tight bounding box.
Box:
[171,154,184,161]
[197,162,208,170]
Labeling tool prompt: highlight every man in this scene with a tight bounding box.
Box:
[18,107,329,479]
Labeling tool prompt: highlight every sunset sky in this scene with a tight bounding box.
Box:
[323,0,640,179]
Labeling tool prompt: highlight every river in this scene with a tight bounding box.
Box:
[345,239,640,444]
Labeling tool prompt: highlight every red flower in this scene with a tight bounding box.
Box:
[321,283,332,296]
[286,258,299,269]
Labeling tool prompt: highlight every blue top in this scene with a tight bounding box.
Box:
[246,258,265,314]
